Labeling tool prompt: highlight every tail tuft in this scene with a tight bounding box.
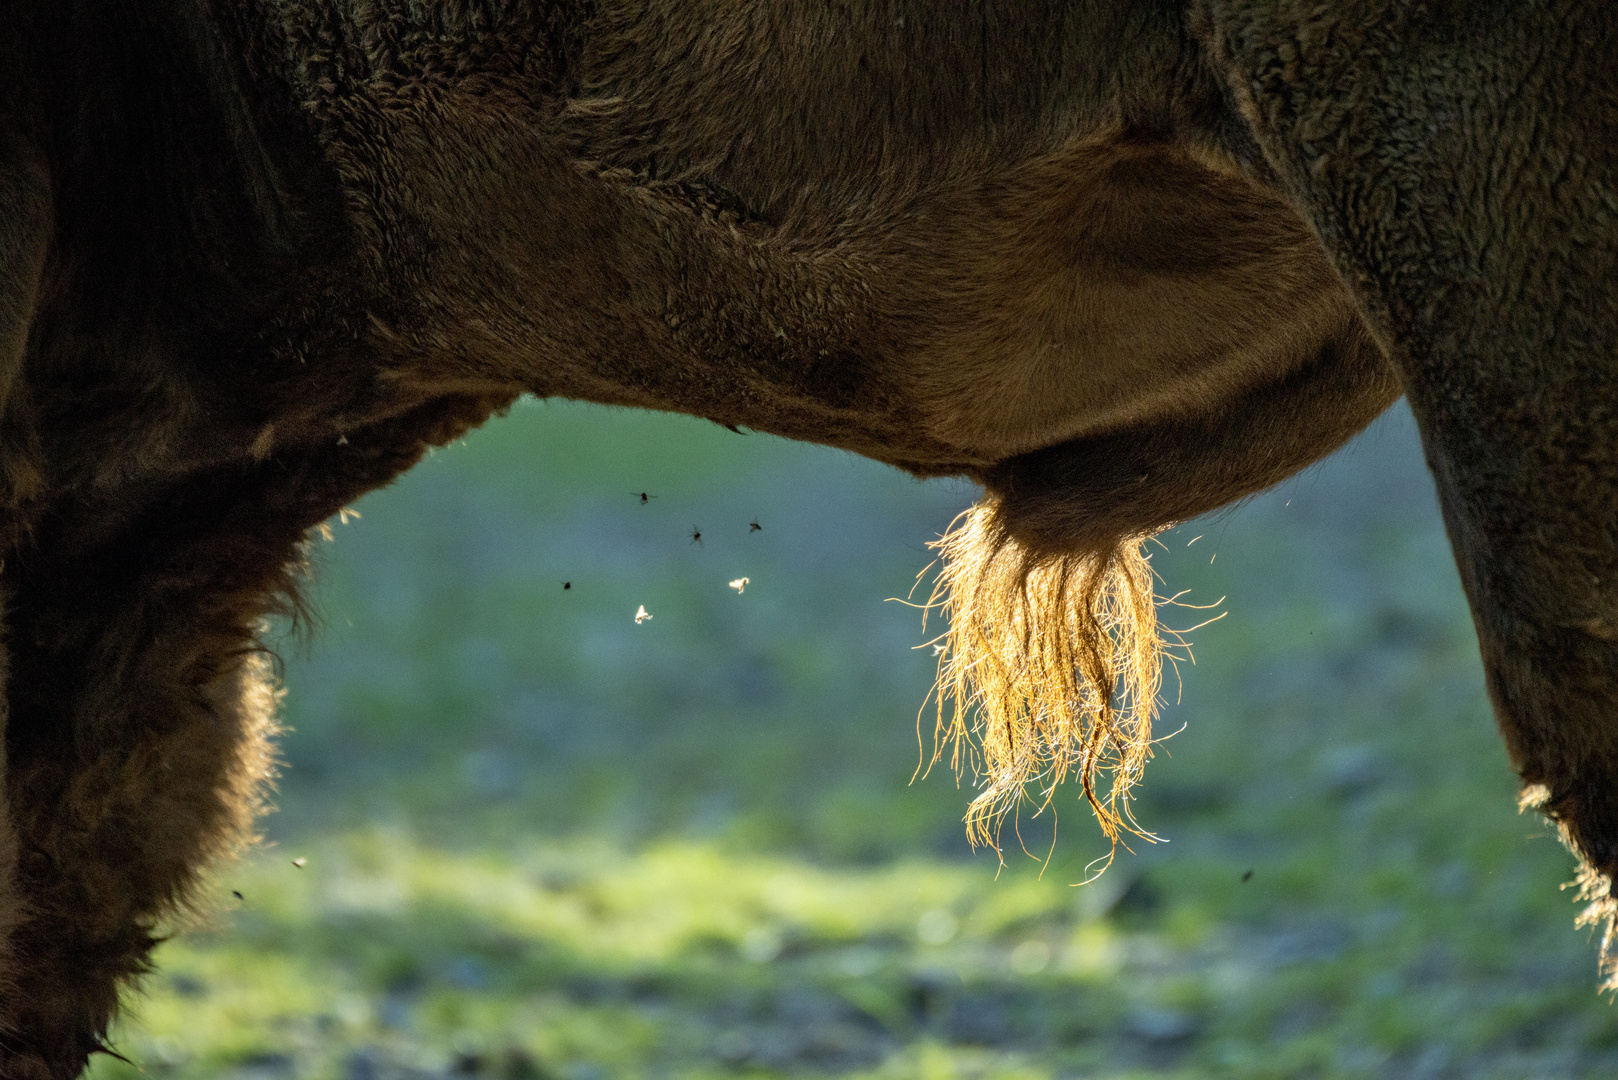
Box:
[925,499,1165,859]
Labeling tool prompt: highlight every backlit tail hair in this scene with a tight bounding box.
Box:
[925,499,1166,860]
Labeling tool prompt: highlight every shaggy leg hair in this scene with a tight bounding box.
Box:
[0,580,287,1077]
[930,502,1162,855]
[0,395,505,1078]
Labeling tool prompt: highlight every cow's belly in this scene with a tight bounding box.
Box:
[902,136,1360,461]
[392,115,1363,478]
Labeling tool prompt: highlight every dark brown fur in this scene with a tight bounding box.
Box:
[0,2,1612,1074]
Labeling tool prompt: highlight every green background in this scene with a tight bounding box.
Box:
[90,398,1618,1079]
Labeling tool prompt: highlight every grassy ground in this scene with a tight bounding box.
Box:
[89,399,1618,1080]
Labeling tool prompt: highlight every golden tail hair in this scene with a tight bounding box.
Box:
[926,499,1165,858]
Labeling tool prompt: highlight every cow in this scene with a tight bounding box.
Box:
[2,2,1614,1075]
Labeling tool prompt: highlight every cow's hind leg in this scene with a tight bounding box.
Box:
[1206,0,1618,981]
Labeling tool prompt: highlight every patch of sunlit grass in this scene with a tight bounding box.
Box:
[95,833,1099,1079]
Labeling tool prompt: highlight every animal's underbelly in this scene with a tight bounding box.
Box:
[903,138,1358,461]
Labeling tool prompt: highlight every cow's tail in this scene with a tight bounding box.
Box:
[925,498,1166,859]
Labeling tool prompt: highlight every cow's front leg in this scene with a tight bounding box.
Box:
[0,396,502,1077]
[0,556,283,1078]
[1206,2,1618,976]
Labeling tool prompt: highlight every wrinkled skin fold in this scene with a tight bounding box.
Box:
[0,2,1612,1074]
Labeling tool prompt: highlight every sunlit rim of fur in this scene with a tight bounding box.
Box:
[1523,783,1618,991]
[923,500,1169,860]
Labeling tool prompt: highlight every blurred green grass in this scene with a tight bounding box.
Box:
[92,399,1618,1080]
